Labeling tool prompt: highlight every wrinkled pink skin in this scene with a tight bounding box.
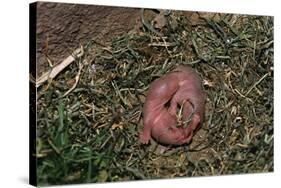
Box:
[140,65,206,145]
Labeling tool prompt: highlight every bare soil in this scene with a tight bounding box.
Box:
[36,2,141,76]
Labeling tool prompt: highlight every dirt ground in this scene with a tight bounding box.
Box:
[36,2,141,76]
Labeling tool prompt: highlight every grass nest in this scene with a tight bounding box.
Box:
[35,10,273,186]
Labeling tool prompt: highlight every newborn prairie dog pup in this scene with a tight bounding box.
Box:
[140,65,206,145]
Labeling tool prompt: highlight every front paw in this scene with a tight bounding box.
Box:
[139,133,150,144]
[175,131,193,145]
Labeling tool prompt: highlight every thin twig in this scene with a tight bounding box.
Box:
[36,47,84,87]
[245,73,269,96]
[61,62,84,98]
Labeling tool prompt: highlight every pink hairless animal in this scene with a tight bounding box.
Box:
[140,65,206,145]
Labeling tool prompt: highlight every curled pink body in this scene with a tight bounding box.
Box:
[140,65,206,145]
